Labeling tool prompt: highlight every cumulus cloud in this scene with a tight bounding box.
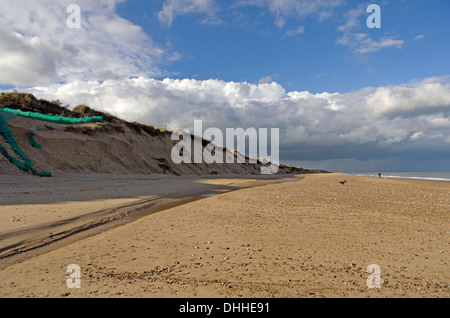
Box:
[0,0,164,86]
[24,76,450,168]
[366,80,450,118]
[0,24,56,86]
[258,75,279,84]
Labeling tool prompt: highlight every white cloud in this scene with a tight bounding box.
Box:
[258,75,275,84]
[410,131,424,141]
[285,25,305,36]
[414,34,425,40]
[158,0,221,26]
[337,6,404,54]
[0,24,56,86]
[352,34,404,54]
[367,80,450,118]
[0,0,164,86]
[234,0,345,28]
[24,77,450,157]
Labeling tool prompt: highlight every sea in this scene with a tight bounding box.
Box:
[345,172,450,182]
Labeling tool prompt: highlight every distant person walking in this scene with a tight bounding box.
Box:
[378,173,382,178]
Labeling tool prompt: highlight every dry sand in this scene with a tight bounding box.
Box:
[0,173,448,298]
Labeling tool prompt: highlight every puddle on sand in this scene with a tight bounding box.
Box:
[128,177,304,221]
[129,192,221,220]
[201,193,216,198]
[128,197,204,221]
[279,177,304,184]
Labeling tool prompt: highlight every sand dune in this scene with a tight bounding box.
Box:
[0,96,322,177]
[1,116,261,176]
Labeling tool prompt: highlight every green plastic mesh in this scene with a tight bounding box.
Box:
[0,112,33,173]
[29,128,45,150]
[0,107,103,177]
[0,108,103,124]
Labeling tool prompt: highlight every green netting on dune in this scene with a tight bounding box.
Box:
[0,113,51,177]
[29,128,45,149]
[0,108,103,124]
[0,107,104,177]
[0,112,32,172]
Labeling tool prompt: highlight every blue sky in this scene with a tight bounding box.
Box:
[0,0,449,172]
[116,0,450,93]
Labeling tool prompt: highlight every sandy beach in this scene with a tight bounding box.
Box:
[0,173,448,298]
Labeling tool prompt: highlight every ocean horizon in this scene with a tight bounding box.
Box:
[345,172,450,182]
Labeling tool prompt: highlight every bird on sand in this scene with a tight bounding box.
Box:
[339,180,347,185]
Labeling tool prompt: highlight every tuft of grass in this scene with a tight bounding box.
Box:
[64,122,122,136]
[128,121,171,137]
[0,92,171,138]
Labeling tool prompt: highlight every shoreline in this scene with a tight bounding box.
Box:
[343,172,450,183]
[0,173,448,298]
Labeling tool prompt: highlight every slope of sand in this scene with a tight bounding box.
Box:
[0,116,315,176]
[0,174,448,298]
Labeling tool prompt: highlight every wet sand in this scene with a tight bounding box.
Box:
[0,173,448,298]
[0,173,298,266]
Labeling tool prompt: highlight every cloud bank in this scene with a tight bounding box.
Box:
[25,76,450,171]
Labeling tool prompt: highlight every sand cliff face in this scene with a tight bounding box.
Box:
[0,93,324,176]
[0,116,260,176]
